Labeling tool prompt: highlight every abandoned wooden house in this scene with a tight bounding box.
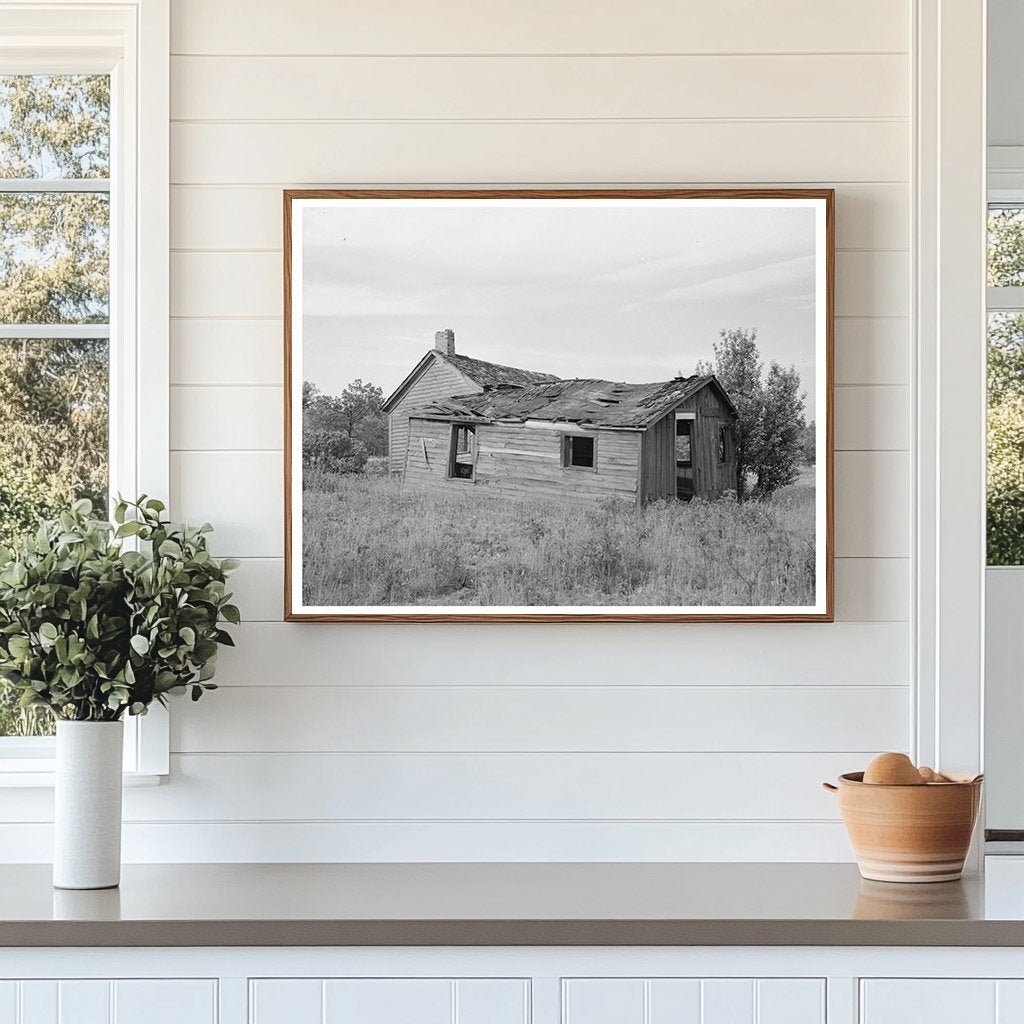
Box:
[382,330,739,505]
[381,328,559,473]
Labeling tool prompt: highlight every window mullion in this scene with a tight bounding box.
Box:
[987,286,1024,312]
[0,324,110,339]
[0,178,110,193]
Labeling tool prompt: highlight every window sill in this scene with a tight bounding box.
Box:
[0,766,164,788]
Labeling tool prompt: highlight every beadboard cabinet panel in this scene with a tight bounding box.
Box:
[562,978,825,1024]
[0,981,217,1024]
[860,980,997,1023]
[249,979,528,1024]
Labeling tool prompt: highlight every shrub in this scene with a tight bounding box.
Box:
[0,497,239,722]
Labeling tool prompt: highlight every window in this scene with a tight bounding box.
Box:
[562,434,596,470]
[718,424,732,464]
[986,205,1024,566]
[0,75,111,743]
[675,417,692,468]
[448,424,476,479]
[0,3,169,776]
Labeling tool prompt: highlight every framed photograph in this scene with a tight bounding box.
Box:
[284,189,833,622]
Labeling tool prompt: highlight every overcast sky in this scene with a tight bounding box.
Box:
[300,200,819,410]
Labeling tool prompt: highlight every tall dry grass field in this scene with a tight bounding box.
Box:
[302,470,816,608]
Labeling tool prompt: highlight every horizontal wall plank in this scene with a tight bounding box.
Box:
[211,621,909,686]
[117,752,864,821]
[169,383,903,454]
[226,557,284,620]
[227,556,909,624]
[170,451,283,557]
[834,451,909,558]
[0,820,856,863]
[835,250,908,318]
[171,684,909,754]
[171,54,909,121]
[833,558,909,622]
[171,249,907,320]
[170,320,283,386]
[834,318,909,385]
[834,385,909,451]
[170,121,909,185]
[171,182,909,251]
[171,385,282,450]
[170,0,909,56]
[172,448,907,560]
[171,252,280,317]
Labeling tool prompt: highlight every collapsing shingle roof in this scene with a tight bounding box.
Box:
[406,375,737,430]
[381,348,558,413]
[443,352,559,389]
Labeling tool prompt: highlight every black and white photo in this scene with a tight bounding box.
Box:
[285,190,833,621]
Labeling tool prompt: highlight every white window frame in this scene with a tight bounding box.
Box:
[0,0,169,784]
[914,0,987,816]
[983,174,1024,839]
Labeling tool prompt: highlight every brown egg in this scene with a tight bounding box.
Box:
[918,766,938,783]
[863,752,925,786]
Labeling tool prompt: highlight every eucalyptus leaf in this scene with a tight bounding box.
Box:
[0,496,238,722]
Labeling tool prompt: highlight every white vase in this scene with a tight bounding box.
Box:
[53,720,124,890]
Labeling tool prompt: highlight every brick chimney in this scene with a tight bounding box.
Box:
[434,328,456,357]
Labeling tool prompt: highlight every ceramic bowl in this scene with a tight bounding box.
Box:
[823,771,983,883]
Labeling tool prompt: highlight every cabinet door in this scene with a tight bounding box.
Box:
[0,980,216,1024]
[861,980,1024,1024]
[562,978,825,1024]
[249,978,528,1024]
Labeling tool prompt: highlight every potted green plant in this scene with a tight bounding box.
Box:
[0,497,239,889]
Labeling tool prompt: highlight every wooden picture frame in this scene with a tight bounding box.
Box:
[284,188,834,622]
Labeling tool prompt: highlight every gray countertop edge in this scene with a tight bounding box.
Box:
[5,919,1024,948]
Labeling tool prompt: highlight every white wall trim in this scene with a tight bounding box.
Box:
[0,0,171,778]
[914,0,987,776]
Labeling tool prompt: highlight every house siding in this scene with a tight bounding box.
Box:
[679,387,737,496]
[388,355,478,472]
[404,418,641,504]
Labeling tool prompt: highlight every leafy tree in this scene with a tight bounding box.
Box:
[988,392,1024,566]
[0,339,108,519]
[756,363,806,496]
[698,328,807,498]
[697,328,765,498]
[341,379,386,456]
[302,378,386,473]
[986,208,1024,563]
[801,420,817,466]
[0,75,110,734]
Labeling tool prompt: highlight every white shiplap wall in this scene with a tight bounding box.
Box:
[3,0,914,861]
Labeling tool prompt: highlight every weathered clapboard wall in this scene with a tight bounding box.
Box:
[640,413,677,503]
[387,354,477,473]
[479,424,639,503]
[686,386,739,497]
[1,0,914,862]
[405,418,643,505]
